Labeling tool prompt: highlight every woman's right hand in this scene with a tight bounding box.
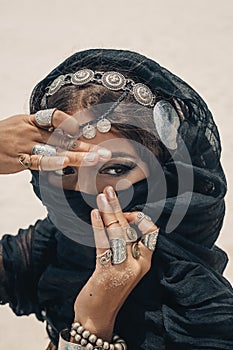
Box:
[0,110,111,174]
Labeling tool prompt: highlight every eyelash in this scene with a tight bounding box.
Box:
[53,163,137,177]
[99,163,136,177]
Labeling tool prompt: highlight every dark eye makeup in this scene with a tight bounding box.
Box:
[98,161,137,177]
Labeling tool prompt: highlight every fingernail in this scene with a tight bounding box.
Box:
[57,157,67,165]
[99,194,108,206]
[93,209,100,220]
[97,148,111,159]
[84,152,97,162]
[106,186,115,199]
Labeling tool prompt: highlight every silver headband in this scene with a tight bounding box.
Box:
[43,69,156,108]
[42,69,181,148]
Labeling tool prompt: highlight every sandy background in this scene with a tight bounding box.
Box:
[0,0,232,348]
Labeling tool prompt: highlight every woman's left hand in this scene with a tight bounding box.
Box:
[73,186,159,341]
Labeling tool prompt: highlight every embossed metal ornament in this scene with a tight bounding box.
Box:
[153,100,180,150]
[110,238,127,264]
[96,118,112,133]
[47,76,66,96]
[137,212,152,224]
[132,83,155,106]
[126,227,138,242]
[141,229,159,251]
[71,69,95,85]
[82,124,96,139]
[96,249,112,265]
[35,108,56,129]
[32,143,57,157]
[102,71,126,91]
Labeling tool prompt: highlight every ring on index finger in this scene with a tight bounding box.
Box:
[35,108,56,131]
[32,143,57,156]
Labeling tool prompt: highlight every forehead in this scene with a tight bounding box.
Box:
[80,130,139,157]
[74,109,139,157]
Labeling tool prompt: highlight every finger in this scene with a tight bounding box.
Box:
[29,154,69,171]
[30,110,80,136]
[124,212,157,235]
[103,186,129,228]
[91,209,110,253]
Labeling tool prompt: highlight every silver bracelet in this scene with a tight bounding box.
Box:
[58,329,85,350]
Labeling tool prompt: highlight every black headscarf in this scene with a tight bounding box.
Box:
[2,49,233,349]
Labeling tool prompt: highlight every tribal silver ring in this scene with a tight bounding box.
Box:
[141,228,159,251]
[110,238,127,264]
[35,108,56,130]
[137,212,152,224]
[96,249,112,265]
[32,143,57,157]
[125,227,138,243]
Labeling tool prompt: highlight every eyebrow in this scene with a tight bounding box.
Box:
[111,152,137,159]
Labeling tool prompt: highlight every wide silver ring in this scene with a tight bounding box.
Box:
[32,143,57,157]
[35,108,56,130]
[141,228,159,251]
[96,249,112,265]
[110,238,127,264]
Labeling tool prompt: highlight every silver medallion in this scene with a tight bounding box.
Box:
[133,83,155,106]
[96,118,111,133]
[102,71,126,91]
[47,75,66,96]
[82,124,96,139]
[71,69,94,86]
[126,227,138,242]
[110,238,127,264]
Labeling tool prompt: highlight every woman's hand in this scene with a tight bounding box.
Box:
[73,186,159,342]
[0,110,111,174]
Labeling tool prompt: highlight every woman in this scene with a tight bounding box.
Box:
[0,49,233,350]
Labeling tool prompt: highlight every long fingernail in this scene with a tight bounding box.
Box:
[84,152,97,162]
[99,194,108,206]
[97,148,111,159]
[93,209,100,220]
[106,186,115,199]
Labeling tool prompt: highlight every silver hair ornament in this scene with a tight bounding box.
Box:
[153,100,180,150]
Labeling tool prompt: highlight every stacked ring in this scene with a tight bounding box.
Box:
[32,143,57,157]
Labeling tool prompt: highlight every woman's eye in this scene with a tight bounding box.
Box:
[99,163,136,177]
[54,166,76,176]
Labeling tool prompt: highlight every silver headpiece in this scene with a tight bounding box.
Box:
[42,69,181,147]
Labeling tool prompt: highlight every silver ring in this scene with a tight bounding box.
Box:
[35,108,56,130]
[110,238,127,264]
[125,227,138,243]
[137,212,152,224]
[32,143,57,157]
[141,228,159,251]
[96,249,112,265]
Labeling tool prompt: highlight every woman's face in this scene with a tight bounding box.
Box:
[47,110,149,194]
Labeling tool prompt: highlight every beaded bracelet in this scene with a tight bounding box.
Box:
[70,322,127,350]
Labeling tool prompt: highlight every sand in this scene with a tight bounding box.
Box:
[0,0,232,348]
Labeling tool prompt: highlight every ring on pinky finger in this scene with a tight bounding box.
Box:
[141,228,159,251]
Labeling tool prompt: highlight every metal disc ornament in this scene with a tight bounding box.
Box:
[126,227,138,242]
[96,118,111,133]
[82,124,96,139]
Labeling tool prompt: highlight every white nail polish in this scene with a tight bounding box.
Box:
[85,152,97,162]
[97,148,111,159]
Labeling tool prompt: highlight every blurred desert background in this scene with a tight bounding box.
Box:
[0,0,232,348]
